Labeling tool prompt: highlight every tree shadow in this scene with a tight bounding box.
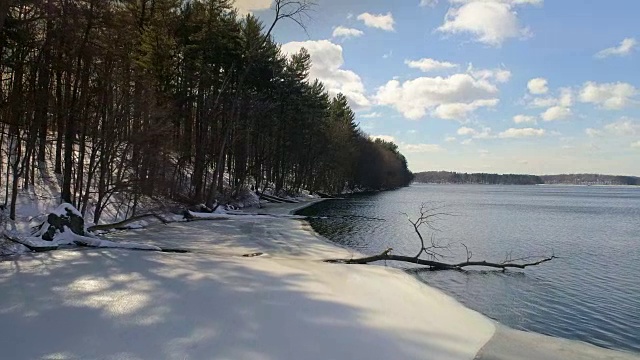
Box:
[0,247,488,360]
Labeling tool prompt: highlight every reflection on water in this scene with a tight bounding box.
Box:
[298,184,640,354]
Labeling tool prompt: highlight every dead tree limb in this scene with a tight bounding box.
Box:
[328,251,557,270]
[87,213,169,232]
[326,202,556,271]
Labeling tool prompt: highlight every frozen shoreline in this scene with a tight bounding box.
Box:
[0,199,638,359]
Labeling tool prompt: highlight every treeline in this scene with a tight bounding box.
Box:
[540,174,640,186]
[414,172,545,185]
[0,0,412,222]
[414,171,640,186]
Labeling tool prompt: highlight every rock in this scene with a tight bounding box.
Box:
[40,204,85,241]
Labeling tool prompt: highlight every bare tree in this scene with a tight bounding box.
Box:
[328,203,556,271]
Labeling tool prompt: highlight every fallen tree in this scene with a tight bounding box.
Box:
[327,203,556,271]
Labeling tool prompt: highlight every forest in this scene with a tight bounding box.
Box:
[0,0,413,223]
[414,171,640,186]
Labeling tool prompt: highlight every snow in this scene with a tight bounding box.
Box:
[1,200,629,359]
[0,200,496,360]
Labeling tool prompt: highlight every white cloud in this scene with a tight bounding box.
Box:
[437,0,539,46]
[420,0,439,7]
[370,135,396,143]
[632,141,640,149]
[585,128,602,138]
[587,118,640,138]
[434,99,500,120]
[456,126,493,139]
[467,64,511,83]
[332,26,364,39]
[375,73,501,120]
[401,143,444,153]
[527,78,548,94]
[360,112,382,118]
[445,136,457,142]
[498,127,545,138]
[233,0,271,15]
[457,127,476,136]
[513,114,537,124]
[596,38,637,59]
[579,81,638,110]
[281,40,370,109]
[604,118,640,136]
[405,58,458,72]
[528,87,573,108]
[371,135,444,153]
[541,106,571,121]
[357,12,395,31]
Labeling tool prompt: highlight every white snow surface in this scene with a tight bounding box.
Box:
[0,200,496,360]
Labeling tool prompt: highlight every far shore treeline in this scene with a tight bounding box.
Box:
[414,172,640,186]
[0,0,412,222]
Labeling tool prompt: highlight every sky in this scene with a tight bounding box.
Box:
[235,0,640,176]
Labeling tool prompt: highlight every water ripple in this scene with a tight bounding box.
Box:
[299,185,640,354]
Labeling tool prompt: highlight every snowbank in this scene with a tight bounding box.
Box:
[0,200,496,360]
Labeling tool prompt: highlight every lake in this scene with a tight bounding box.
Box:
[297,184,640,354]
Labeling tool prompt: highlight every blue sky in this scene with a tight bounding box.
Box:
[237,0,640,176]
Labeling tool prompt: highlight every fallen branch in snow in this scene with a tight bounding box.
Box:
[327,249,556,270]
[326,203,557,271]
[3,233,58,252]
[87,213,170,232]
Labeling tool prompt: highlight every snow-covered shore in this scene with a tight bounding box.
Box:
[0,199,638,359]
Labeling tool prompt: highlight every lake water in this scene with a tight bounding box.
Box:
[297,184,640,354]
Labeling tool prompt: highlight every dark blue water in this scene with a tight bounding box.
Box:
[298,184,640,354]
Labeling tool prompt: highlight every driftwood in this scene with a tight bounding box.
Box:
[87,213,169,232]
[326,203,557,271]
[257,192,299,204]
[328,247,556,270]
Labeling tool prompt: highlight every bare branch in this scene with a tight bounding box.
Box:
[327,203,556,271]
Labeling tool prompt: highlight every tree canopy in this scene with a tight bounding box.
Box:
[0,0,412,222]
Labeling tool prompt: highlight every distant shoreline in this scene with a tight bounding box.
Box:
[413,182,640,187]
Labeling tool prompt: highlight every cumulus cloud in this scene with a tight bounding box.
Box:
[405,58,458,72]
[420,0,439,7]
[498,127,545,138]
[357,12,395,31]
[332,26,364,39]
[587,118,640,138]
[579,81,638,110]
[456,126,493,139]
[585,128,602,138]
[370,135,444,153]
[434,99,500,120]
[632,141,640,149]
[375,73,501,120]
[457,127,476,136]
[445,136,457,142]
[467,64,511,83]
[596,38,637,59]
[541,106,571,121]
[401,143,444,153]
[436,0,540,46]
[527,78,548,94]
[233,0,271,15]
[604,118,640,136]
[360,112,382,118]
[528,87,573,109]
[281,40,370,108]
[513,114,537,124]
